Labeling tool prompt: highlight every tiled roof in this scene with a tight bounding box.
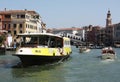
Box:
[0,10,38,15]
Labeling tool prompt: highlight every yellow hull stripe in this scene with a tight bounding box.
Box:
[31,47,72,56]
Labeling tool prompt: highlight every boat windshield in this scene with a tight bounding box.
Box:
[20,35,63,48]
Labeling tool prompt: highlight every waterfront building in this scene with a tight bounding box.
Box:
[113,23,120,45]
[83,25,101,45]
[0,9,45,43]
[105,25,114,45]
[97,27,106,45]
[104,23,120,46]
[76,28,85,41]
[98,10,120,46]
[0,13,8,34]
[105,10,113,45]
[83,25,93,43]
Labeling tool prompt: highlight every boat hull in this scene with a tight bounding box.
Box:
[101,53,116,60]
[14,54,70,66]
[79,48,90,53]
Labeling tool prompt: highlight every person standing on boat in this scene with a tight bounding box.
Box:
[13,39,17,49]
[7,34,12,47]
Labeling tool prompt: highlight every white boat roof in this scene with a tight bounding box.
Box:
[17,33,62,38]
[102,47,113,51]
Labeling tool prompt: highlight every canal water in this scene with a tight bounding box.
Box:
[0,46,120,82]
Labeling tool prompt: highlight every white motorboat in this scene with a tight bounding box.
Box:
[79,47,90,53]
[101,47,116,60]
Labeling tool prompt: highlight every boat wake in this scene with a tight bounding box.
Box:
[101,59,115,64]
[47,58,67,66]
[41,56,71,67]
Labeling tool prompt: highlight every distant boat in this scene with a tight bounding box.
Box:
[13,33,72,66]
[79,46,90,53]
[101,47,116,60]
[114,41,120,48]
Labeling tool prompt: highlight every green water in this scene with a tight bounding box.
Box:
[0,46,120,82]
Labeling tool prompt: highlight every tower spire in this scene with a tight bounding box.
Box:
[106,10,112,27]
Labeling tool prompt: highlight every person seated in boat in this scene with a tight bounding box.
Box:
[39,41,48,47]
[102,50,107,54]
[13,39,17,49]
[57,42,62,48]
[56,38,63,48]
[108,47,112,50]
[108,50,115,54]
[49,41,56,48]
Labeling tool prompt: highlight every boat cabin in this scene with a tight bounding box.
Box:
[17,33,65,48]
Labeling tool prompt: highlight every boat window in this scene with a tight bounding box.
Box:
[20,35,63,48]
[21,36,38,47]
[56,38,63,48]
[49,37,63,48]
[39,35,49,46]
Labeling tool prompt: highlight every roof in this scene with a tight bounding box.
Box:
[0,9,39,15]
[17,33,62,38]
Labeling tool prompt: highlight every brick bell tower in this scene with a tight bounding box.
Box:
[106,10,112,27]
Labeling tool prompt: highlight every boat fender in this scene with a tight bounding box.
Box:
[67,52,69,55]
[53,53,55,56]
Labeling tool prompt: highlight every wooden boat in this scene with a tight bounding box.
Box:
[13,33,72,66]
[79,46,90,53]
[101,47,116,60]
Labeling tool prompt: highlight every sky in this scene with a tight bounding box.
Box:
[0,0,120,28]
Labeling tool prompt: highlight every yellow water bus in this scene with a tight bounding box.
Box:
[13,33,72,65]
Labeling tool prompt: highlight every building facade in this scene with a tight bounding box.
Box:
[0,9,44,42]
[113,23,120,43]
[98,10,120,46]
[83,25,101,45]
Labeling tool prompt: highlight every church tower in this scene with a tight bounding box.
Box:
[106,10,112,27]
